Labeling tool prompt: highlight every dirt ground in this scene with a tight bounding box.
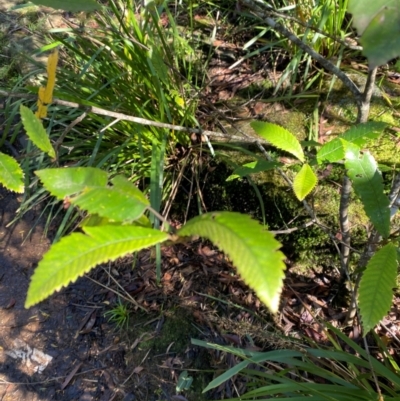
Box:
[0,185,275,401]
[0,187,133,401]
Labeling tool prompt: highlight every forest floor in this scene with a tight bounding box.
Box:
[0,185,312,401]
[1,2,400,401]
[2,183,384,401]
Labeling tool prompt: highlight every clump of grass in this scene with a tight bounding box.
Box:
[12,0,203,237]
[104,300,130,329]
[196,324,400,400]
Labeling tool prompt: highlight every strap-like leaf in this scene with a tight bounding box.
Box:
[359,243,398,334]
[293,164,318,201]
[178,212,286,312]
[227,160,280,181]
[317,122,386,164]
[20,105,56,159]
[251,121,304,162]
[36,167,108,199]
[25,226,169,307]
[0,152,24,193]
[344,144,390,238]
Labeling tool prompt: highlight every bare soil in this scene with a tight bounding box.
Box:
[0,187,132,401]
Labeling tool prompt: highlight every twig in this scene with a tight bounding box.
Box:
[270,220,315,234]
[54,111,89,150]
[84,273,148,313]
[0,90,268,145]
[0,368,102,385]
[363,335,383,399]
[339,176,351,278]
[240,0,362,103]
[162,149,192,226]
[357,68,378,123]
[380,320,400,347]
[389,171,400,217]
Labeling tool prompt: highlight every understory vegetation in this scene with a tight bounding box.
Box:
[1,0,400,400]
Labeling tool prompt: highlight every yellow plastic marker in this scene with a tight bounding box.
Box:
[36,49,58,119]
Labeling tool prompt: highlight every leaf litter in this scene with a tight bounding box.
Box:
[2,5,400,401]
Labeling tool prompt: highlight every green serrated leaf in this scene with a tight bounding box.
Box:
[348,0,400,69]
[71,186,148,222]
[0,152,24,193]
[342,121,386,145]
[293,164,318,201]
[317,138,344,164]
[345,147,390,238]
[317,122,386,164]
[20,105,56,159]
[25,226,168,307]
[251,121,304,162]
[30,0,100,11]
[36,167,108,199]
[359,243,398,334]
[81,213,151,228]
[178,212,286,312]
[111,175,149,205]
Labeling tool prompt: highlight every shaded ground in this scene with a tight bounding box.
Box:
[1,2,400,401]
[0,187,131,400]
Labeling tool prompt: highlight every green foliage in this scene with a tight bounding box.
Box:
[176,371,193,393]
[104,300,130,329]
[4,0,397,347]
[258,0,351,95]
[9,0,201,237]
[20,105,56,159]
[292,163,318,201]
[0,152,24,193]
[196,324,400,399]
[25,225,169,307]
[359,243,398,334]
[24,121,286,312]
[178,212,286,312]
[344,144,390,238]
[317,122,387,164]
[71,177,149,222]
[348,0,400,68]
[29,0,100,11]
[251,121,305,162]
[36,167,108,199]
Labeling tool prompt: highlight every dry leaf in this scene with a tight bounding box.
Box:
[61,362,83,390]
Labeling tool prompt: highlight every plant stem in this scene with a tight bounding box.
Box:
[240,0,362,102]
[339,175,351,278]
[357,68,378,124]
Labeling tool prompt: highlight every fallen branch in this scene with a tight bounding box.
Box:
[270,220,315,235]
[0,90,267,145]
